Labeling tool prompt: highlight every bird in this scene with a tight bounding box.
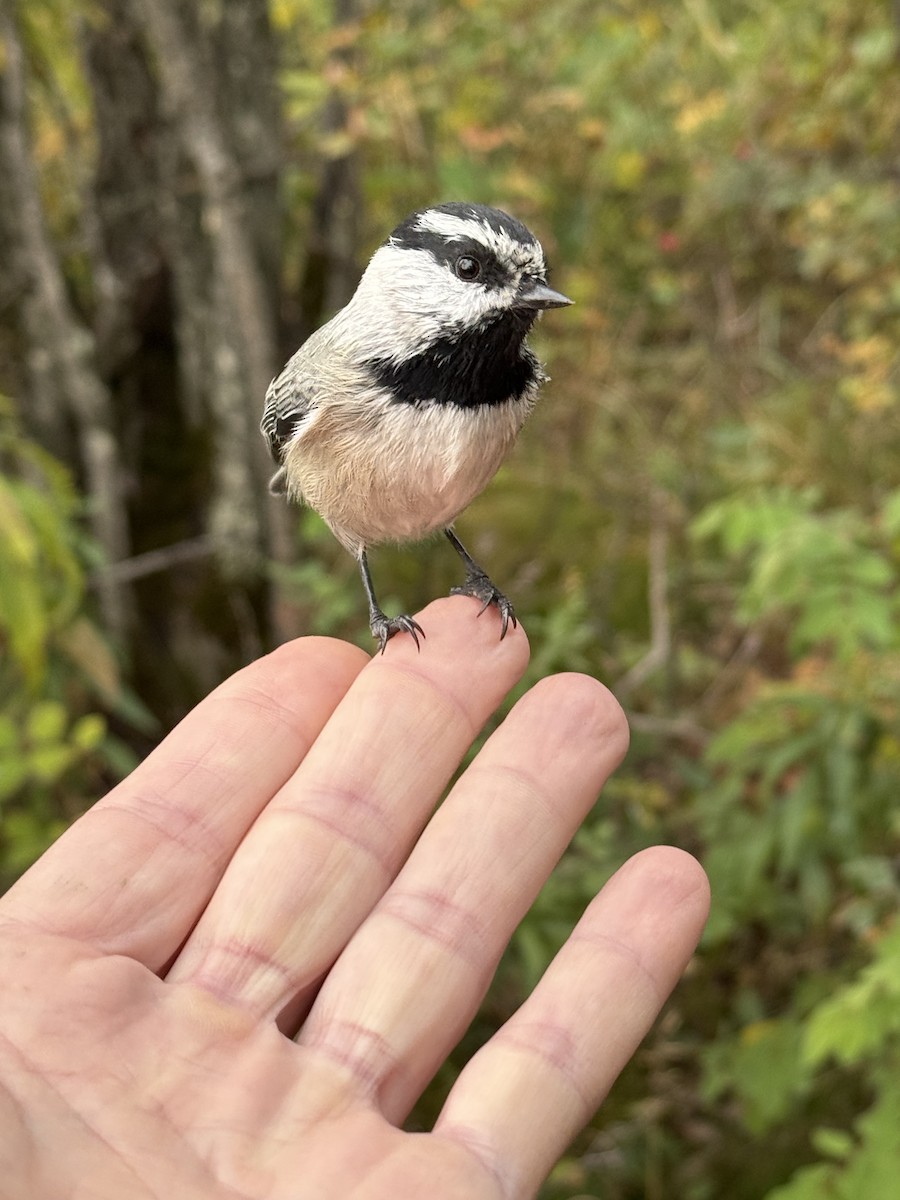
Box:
[261,201,572,652]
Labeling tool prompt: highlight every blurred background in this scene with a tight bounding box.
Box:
[2,0,899,1194]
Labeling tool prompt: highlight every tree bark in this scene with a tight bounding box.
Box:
[0,0,131,637]
[130,0,281,579]
[294,0,364,345]
[2,0,303,716]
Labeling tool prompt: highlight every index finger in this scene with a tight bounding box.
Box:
[0,635,368,965]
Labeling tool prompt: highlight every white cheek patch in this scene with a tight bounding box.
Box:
[352,246,517,360]
[346,246,447,356]
[391,247,517,326]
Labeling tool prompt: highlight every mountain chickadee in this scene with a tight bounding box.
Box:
[262,201,571,651]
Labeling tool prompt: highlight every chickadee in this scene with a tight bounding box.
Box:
[262,201,571,651]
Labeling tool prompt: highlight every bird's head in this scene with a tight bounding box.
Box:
[348,202,571,357]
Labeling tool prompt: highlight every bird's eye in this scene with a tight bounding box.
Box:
[455,255,482,281]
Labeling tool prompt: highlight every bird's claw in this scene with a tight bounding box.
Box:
[450,572,517,639]
[369,611,426,654]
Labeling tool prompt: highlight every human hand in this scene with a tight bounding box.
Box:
[0,601,709,1199]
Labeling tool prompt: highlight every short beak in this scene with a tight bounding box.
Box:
[516,278,573,310]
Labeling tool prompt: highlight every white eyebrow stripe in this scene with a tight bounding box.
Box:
[416,210,492,241]
[414,210,547,274]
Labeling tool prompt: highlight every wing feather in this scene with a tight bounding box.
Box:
[261,365,316,461]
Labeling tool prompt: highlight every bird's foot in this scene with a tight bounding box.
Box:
[369,610,425,654]
[450,572,517,639]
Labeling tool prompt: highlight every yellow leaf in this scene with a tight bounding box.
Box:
[675,90,728,135]
[57,617,122,702]
[611,149,647,189]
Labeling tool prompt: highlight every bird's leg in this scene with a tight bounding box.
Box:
[357,549,425,653]
[444,528,517,639]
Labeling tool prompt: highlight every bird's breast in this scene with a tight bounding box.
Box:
[283,392,532,552]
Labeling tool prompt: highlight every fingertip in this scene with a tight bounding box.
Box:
[634,844,711,919]
[606,845,712,954]
[264,635,371,678]
[623,844,710,898]
[376,596,531,672]
[362,598,530,735]
[524,672,630,766]
[219,635,370,725]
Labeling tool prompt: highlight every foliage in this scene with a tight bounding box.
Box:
[687,478,900,1197]
[3,0,900,1196]
[762,925,900,1199]
[694,487,900,660]
[0,398,143,883]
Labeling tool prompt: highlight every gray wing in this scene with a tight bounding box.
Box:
[261,352,318,496]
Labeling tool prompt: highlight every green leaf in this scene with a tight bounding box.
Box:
[1,809,67,872]
[26,744,75,784]
[0,757,29,802]
[25,701,68,745]
[881,489,900,538]
[803,923,900,1067]
[811,1127,855,1161]
[70,713,106,751]
[702,1017,807,1134]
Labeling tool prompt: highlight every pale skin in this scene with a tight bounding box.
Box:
[0,600,710,1199]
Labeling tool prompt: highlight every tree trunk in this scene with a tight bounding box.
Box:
[294,0,364,345]
[0,0,131,638]
[129,0,282,579]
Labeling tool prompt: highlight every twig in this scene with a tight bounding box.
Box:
[615,499,671,698]
[92,536,213,585]
[625,711,709,747]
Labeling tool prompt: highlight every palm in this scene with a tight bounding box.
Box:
[4,935,494,1197]
[0,602,708,1199]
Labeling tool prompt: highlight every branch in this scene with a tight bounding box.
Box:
[625,711,709,747]
[93,537,214,586]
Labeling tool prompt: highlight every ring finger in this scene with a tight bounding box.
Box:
[295,671,630,1121]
